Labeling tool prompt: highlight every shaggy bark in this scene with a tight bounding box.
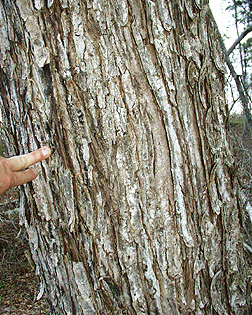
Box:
[0,0,250,314]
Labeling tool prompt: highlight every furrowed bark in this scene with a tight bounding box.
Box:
[0,0,250,314]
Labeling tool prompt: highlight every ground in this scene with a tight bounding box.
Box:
[0,189,48,315]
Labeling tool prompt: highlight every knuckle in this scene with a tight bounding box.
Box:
[9,173,18,188]
[19,156,27,169]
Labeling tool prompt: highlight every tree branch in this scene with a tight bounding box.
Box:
[227,24,252,56]
[217,33,252,135]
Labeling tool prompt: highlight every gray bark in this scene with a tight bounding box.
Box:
[0,0,250,314]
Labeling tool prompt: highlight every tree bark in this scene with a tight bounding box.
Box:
[0,0,250,314]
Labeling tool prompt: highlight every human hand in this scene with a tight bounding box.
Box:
[0,146,51,196]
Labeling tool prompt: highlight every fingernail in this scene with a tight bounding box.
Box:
[32,168,39,176]
[42,146,51,158]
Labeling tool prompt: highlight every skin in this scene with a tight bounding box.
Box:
[0,146,51,196]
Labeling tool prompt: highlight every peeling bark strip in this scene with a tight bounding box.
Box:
[0,0,250,314]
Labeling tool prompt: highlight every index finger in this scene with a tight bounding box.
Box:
[8,146,51,172]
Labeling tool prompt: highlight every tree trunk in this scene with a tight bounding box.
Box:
[0,0,250,314]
